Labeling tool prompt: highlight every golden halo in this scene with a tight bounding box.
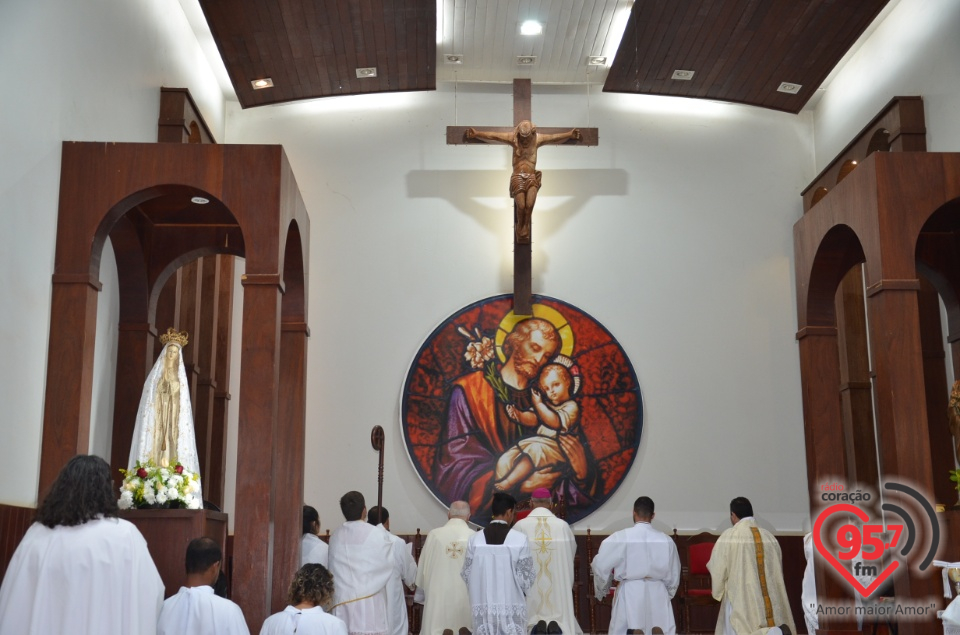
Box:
[495,303,574,362]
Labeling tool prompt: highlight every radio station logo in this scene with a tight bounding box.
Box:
[814,480,940,600]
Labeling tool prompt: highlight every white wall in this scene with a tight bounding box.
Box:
[813,0,960,168]
[0,0,226,506]
[225,84,814,534]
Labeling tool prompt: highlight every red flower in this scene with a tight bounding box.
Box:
[175,464,184,474]
[136,468,148,478]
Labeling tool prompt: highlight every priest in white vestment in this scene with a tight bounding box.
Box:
[0,455,164,635]
[461,492,536,634]
[368,506,418,635]
[303,505,330,567]
[260,564,348,635]
[591,496,680,635]
[327,491,395,635]
[707,497,795,635]
[414,501,475,635]
[513,489,583,635]
[158,537,249,635]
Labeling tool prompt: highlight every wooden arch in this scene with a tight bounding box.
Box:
[40,141,310,628]
[795,141,960,635]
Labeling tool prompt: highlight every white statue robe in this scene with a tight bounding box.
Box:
[157,585,250,635]
[127,341,203,498]
[328,520,395,635]
[591,521,680,635]
[707,518,796,635]
[801,533,818,635]
[0,517,164,635]
[513,507,583,635]
[379,525,418,635]
[414,518,475,635]
[260,605,349,635]
[302,533,330,568]
[460,523,536,634]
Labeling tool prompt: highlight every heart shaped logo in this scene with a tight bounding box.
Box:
[813,503,900,598]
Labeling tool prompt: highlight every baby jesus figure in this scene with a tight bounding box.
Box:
[494,356,581,493]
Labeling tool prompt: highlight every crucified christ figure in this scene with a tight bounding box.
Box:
[465,120,581,244]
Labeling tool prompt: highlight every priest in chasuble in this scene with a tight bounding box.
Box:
[126,328,203,500]
[513,489,582,635]
[707,497,795,635]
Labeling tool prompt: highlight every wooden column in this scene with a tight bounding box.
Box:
[796,327,859,632]
[208,255,235,510]
[178,259,203,413]
[232,274,283,628]
[38,275,101,497]
[834,267,879,489]
[864,282,940,631]
[271,322,308,611]
[193,256,221,481]
[154,272,181,357]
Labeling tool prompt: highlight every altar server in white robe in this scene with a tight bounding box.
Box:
[260,564,348,635]
[367,505,418,635]
[414,500,475,635]
[461,492,537,634]
[158,537,249,635]
[514,488,583,635]
[303,505,329,567]
[0,455,164,635]
[707,497,795,635]
[592,496,680,635]
[327,491,395,635]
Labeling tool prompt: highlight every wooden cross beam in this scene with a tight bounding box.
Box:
[447,79,598,316]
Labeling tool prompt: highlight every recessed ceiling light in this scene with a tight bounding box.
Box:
[356,67,377,78]
[445,54,463,64]
[587,56,607,66]
[191,196,210,205]
[520,20,543,35]
[517,56,537,66]
[671,70,695,80]
[778,82,802,94]
[250,78,274,89]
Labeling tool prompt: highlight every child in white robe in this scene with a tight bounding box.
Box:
[495,356,581,492]
[260,564,347,635]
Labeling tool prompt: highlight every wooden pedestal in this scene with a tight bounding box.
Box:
[120,508,228,598]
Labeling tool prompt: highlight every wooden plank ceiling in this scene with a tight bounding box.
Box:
[198,0,436,108]
[605,0,891,113]
[198,0,891,113]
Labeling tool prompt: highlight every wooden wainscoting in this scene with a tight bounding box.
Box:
[0,503,35,581]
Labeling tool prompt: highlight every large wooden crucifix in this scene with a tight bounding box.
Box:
[447,79,598,315]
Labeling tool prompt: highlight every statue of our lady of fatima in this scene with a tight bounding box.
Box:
[122,328,203,508]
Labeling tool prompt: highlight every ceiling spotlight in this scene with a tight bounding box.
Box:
[191,196,210,205]
[671,70,695,80]
[587,56,608,66]
[445,54,463,64]
[520,20,543,35]
[250,78,274,89]
[356,67,378,78]
[777,82,802,94]
[517,56,537,66]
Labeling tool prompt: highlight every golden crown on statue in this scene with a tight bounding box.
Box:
[159,328,189,348]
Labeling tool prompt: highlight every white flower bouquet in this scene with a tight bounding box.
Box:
[118,460,202,510]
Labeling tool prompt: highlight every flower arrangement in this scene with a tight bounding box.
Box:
[118,460,202,510]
